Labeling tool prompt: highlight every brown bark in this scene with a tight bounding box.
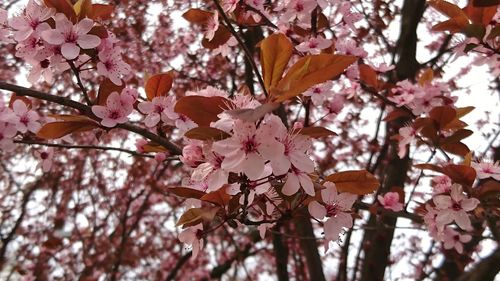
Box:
[358,1,426,281]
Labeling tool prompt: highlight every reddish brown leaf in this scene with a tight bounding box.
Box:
[383,109,412,122]
[432,17,470,33]
[359,64,379,89]
[73,0,92,20]
[97,78,125,105]
[441,141,470,156]
[441,129,473,144]
[429,106,457,129]
[90,4,115,20]
[184,127,231,141]
[414,163,445,173]
[176,207,219,227]
[201,26,231,49]
[443,164,476,187]
[200,189,231,206]
[182,9,212,25]
[174,95,233,126]
[260,33,293,92]
[145,72,174,100]
[44,0,77,22]
[472,0,500,7]
[418,68,434,86]
[428,0,468,18]
[273,54,357,102]
[297,127,337,138]
[37,118,98,139]
[324,170,379,195]
[169,187,206,199]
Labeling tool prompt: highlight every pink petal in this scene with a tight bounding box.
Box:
[77,34,101,49]
[41,30,64,45]
[282,172,300,196]
[101,118,117,127]
[308,201,326,219]
[460,198,479,211]
[240,153,265,180]
[433,195,452,209]
[298,173,314,196]
[91,106,108,119]
[13,100,28,114]
[61,43,80,60]
[76,18,94,35]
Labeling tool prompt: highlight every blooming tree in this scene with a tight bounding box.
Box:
[0,0,499,280]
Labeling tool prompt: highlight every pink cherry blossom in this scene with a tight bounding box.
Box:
[377,192,403,212]
[280,0,317,23]
[96,47,131,86]
[135,139,148,153]
[296,36,332,54]
[41,15,101,60]
[212,119,285,180]
[14,35,44,59]
[433,184,480,231]
[9,100,41,133]
[0,122,17,151]
[308,182,356,249]
[178,223,204,259]
[338,2,363,31]
[191,149,229,192]
[91,91,134,127]
[442,227,472,254]
[303,81,334,106]
[432,175,452,194]
[282,166,314,196]
[222,0,240,13]
[8,0,54,42]
[205,12,219,41]
[336,38,367,58]
[0,8,13,43]
[180,142,204,168]
[471,161,500,181]
[137,96,177,127]
[35,147,54,172]
[423,204,440,239]
[397,126,418,158]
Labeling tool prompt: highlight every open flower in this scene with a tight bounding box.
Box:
[9,0,54,42]
[213,119,284,180]
[178,223,204,259]
[96,47,130,86]
[442,227,472,254]
[137,96,177,127]
[9,100,41,133]
[472,161,500,181]
[41,15,101,60]
[378,192,403,212]
[91,91,134,127]
[296,36,332,54]
[308,182,356,250]
[433,184,480,231]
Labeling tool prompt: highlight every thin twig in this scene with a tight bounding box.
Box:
[212,0,269,97]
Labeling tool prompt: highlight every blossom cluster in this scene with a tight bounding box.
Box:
[421,162,498,253]
[0,0,130,85]
[389,80,457,115]
[0,100,41,151]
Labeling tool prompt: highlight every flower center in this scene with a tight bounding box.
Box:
[109,110,121,120]
[66,32,78,43]
[325,204,339,217]
[242,137,258,154]
[452,202,461,211]
[40,152,49,159]
[20,115,29,125]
